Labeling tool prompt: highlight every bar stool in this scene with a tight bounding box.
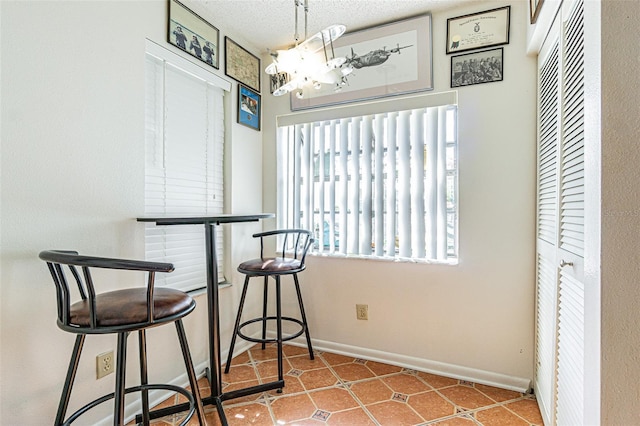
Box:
[224,229,314,387]
[39,250,205,426]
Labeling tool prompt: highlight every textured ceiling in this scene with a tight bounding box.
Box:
[188,0,471,52]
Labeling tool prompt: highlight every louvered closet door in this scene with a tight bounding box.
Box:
[535,1,586,425]
[535,21,561,426]
[555,1,585,424]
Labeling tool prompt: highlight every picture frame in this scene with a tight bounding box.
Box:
[530,0,544,24]
[168,0,219,69]
[450,48,503,88]
[446,6,510,54]
[237,85,261,131]
[225,37,261,92]
[290,14,433,111]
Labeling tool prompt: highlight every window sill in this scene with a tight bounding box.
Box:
[307,251,459,266]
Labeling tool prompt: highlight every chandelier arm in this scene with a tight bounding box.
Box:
[294,0,300,44]
[304,0,309,41]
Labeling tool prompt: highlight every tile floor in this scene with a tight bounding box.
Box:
[151,344,543,426]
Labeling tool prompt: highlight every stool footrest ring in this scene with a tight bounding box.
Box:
[64,383,196,426]
[237,316,306,344]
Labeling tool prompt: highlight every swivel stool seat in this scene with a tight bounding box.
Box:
[224,229,314,388]
[39,250,205,426]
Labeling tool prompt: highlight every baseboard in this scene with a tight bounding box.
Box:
[272,333,532,393]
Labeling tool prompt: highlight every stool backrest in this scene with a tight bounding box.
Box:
[39,250,174,330]
[255,229,314,266]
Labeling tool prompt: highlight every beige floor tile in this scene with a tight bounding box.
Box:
[326,407,376,425]
[382,373,432,395]
[475,406,530,426]
[321,352,356,366]
[365,360,403,376]
[331,363,375,382]
[224,364,258,384]
[429,414,478,425]
[475,383,523,403]
[270,393,317,423]
[504,398,544,425]
[366,400,425,426]
[288,354,326,371]
[299,367,340,390]
[350,378,394,405]
[309,387,359,412]
[408,390,457,421]
[283,344,312,357]
[439,385,496,410]
[415,371,459,389]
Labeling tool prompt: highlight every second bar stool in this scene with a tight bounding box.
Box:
[224,229,314,387]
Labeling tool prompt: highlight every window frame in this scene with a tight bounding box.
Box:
[276,92,459,264]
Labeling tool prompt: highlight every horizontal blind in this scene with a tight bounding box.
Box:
[277,104,457,262]
[145,52,225,291]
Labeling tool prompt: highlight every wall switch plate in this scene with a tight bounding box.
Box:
[96,351,114,379]
[356,304,368,320]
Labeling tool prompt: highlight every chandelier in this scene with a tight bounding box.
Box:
[266,0,353,98]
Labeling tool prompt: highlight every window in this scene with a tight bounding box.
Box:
[144,41,230,291]
[277,94,458,263]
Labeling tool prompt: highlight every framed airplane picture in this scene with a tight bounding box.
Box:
[238,85,261,131]
[290,14,433,111]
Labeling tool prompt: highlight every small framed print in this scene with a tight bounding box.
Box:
[530,0,544,24]
[238,85,261,131]
[168,0,219,69]
[451,48,503,88]
[446,6,510,54]
[225,37,261,92]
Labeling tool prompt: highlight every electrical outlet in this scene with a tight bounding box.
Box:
[96,351,114,379]
[356,304,368,320]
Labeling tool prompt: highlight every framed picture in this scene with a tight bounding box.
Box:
[530,0,544,24]
[450,48,503,88]
[168,0,219,69]
[225,37,261,92]
[446,6,510,54]
[238,85,261,130]
[291,14,433,111]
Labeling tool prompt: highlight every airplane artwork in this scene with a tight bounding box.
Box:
[344,43,413,69]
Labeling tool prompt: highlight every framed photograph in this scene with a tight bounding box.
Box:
[225,37,261,92]
[238,85,261,130]
[291,14,433,111]
[446,6,510,54]
[451,48,503,88]
[168,0,219,69]
[530,0,544,24]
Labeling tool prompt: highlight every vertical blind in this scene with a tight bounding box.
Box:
[144,50,226,291]
[277,104,457,262]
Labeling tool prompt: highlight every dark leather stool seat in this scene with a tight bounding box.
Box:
[40,250,205,426]
[224,230,314,389]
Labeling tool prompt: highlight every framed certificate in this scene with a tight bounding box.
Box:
[446,6,510,54]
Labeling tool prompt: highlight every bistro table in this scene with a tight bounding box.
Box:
[137,214,278,425]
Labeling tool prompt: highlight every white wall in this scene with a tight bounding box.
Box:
[0,1,265,424]
[600,0,640,423]
[262,0,537,389]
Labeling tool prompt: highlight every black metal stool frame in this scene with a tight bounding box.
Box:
[40,250,205,426]
[224,229,315,388]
